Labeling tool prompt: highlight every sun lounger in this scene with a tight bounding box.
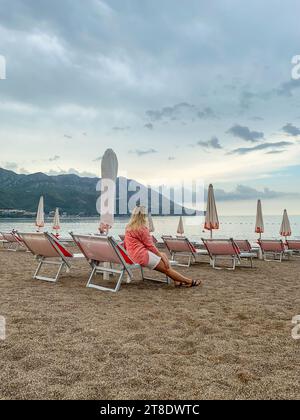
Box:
[70,233,176,293]
[202,238,256,270]
[17,232,83,282]
[234,239,257,268]
[286,240,300,255]
[234,239,252,253]
[258,239,291,262]
[0,231,26,251]
[162,236,208,267]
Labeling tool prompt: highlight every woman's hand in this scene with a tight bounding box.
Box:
[161,252,170,270]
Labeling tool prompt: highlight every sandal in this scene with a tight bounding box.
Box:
[188,280,202,288]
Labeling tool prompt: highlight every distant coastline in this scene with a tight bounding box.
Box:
[0,213,204,220]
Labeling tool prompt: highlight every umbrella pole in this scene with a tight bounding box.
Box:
[103,229,111,280]
[258,233,263,260]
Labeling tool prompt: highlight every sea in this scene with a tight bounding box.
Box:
[1,215,299,241]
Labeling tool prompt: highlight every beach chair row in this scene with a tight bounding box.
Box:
[158,236,300,267]
[1,231,299,293]
[1,232,176,293]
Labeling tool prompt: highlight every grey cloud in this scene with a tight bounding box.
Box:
[49,155,60,162]
[227,124,264,142]
[238,79,300,111]
[281,123,300,136]
[197,107,217,119]
[230,141,293,155]
[239,89,273,111]
[129,148,158,157]
[214,185,300,202]
[266,150,286,155]
[144,123,154,130]
[197,136,222,149]
[250,116,264,121]
[168,156,176,161]
[64,134,72,139]
[146,102,196,122]
[113,126,131,131]
[146,103,217,123]
[276,79,300,97]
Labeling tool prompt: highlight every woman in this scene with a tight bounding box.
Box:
[124,206,201,287]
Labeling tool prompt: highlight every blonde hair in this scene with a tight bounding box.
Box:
[127,206,147,231]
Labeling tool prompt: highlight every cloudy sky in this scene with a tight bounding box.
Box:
[0,0,300,214]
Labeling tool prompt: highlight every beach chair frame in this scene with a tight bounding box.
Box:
[70,233,170,293]
[286,240,300,256]
[234,239,252,253]
[202,238,238,270]
[18,232,74,282]
[0,231,25,251]
[258,240,286,262]
[202,238,255,270]
[162,237,200,267]
[232,239,256,269]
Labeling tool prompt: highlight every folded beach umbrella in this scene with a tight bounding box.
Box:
[148,213,155,233]
[204,184,219,239]
[99,149,119,233]
[99,149,119,280]
[35,196,45,232]
[177,215,184,236]
[255,199,264,239]
[52,208,61,237]
[280,209,292,239]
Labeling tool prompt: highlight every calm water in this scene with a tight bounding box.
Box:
[1,215,300,241]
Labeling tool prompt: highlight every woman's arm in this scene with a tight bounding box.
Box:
[140,228,170,269]
[140,228,160,255]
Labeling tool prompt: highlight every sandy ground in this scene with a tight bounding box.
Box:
[0,245,299,400]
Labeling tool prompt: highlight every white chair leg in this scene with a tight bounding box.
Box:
[33,258,66,282]
[33,258,44,279]
[87,267,125,293]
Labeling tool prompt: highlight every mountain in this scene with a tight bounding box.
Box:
[0,168,197,217]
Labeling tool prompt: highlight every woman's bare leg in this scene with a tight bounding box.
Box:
[154,260,201,286]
